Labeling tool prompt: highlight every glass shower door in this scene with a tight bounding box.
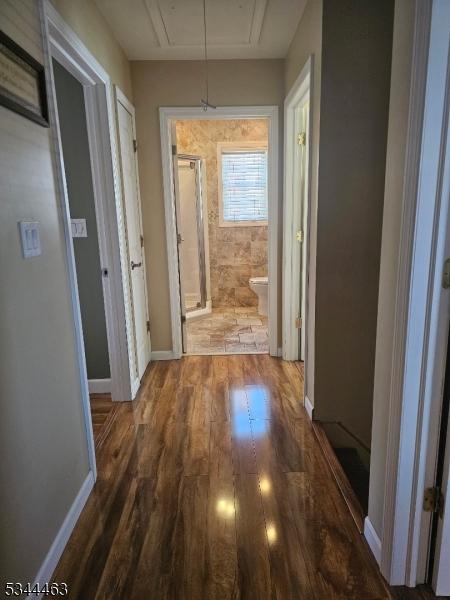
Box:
[177,155,207,313]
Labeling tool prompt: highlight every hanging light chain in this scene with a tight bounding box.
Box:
[201,0,216,111]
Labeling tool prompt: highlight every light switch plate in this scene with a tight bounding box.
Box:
[71,218,87,238]
[19,221,41,258]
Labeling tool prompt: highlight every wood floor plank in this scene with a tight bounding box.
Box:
[205,476,238,599]
[234,474,272,600]
[53,355,435,600]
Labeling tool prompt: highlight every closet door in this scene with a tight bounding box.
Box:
[115,88,151,392]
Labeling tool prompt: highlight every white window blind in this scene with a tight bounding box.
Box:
[221,149,268,223]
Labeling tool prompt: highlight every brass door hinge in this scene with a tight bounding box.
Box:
[133,139,138,153]
[181,314,186,324]
[295,316,302,329]
[296,230,304,243]
[140,234,144,248]
[298,132,306,146]
[423,486,445,517]
[146,320,150,333]
[172,144,177,156]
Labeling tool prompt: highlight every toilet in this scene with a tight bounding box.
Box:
[249,276,268,316]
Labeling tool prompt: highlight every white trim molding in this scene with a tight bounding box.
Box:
[364,517,382,566]
[151,350,176,361]
[42,0,133,412]
[88,378,112,394]
[283,55,313,365]
[304,395,314,421]
[380,0,450,587]
[159,105,279,358]
[29,472,94,599]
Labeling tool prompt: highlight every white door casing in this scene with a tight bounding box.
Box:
[283,57,313,363]
[159,106,279,359]
[115,88,151,391]
[379,0,450,588]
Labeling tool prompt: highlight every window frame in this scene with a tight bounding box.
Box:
[217,141,269,227]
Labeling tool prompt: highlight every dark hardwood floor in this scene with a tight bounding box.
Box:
[55,356,442,599]
[89,393,119,449]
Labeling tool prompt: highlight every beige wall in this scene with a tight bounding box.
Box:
[0,0,89,586]
[131,60,284,350]
[368,0,416,537]
[284,0,323,404]
[313,0,394,449]
[51,0,133,99]
[176,119,268,309]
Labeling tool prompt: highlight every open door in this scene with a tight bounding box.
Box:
[115,88,151,393]
[297,98,309,361]
[171,122,188,353]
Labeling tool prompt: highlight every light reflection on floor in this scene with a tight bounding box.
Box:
[230,385,270,439]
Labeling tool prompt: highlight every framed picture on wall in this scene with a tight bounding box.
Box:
[0,30,49,127]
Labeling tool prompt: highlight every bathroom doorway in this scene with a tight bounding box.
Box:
[160,107,279,357]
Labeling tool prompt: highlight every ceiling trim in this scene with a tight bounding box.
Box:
[144,0,169,47]
[249,0,268,45]
[144,0,269,49]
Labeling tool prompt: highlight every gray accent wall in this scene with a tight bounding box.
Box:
[53,60,110,380]
[313,0,395,450]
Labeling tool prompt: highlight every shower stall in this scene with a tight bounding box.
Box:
[176,155,211,319]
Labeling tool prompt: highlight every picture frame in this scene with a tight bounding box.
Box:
[0,30,49,127]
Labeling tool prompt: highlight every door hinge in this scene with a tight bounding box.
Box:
[172,144,177,156]
[423,486,445,517]
[146,320,150,333]
[298,132,306,146]
[133,139,138,153]
[443,258,450,289]
[296,230,304,243]
[295,316,302,329]
[181,314,186,323]
[140,234,144,248]
[177,232,183,244]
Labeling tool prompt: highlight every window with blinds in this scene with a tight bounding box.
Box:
[219,148,268,226]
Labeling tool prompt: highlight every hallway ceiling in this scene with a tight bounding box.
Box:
[94,0,306,60]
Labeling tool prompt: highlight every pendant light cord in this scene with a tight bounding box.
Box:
[201,0,215,110]
[203,0,209,108]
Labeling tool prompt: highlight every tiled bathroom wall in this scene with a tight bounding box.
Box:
[176,119,268,308]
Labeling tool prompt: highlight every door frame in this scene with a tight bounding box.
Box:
[41,1,134,470]
[159,106,279,358]
[379,0,450,588]
[114,85,151,396]
[282,56,313,365]
[177,154,208,314]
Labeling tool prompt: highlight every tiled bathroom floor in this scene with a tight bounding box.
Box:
[185,307,269,355]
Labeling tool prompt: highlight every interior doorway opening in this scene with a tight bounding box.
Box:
[174,118,270,356]
[53,59,118,447]
[160,107,279,359]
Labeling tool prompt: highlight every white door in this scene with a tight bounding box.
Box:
[298,98,309,361]
[115,89,151,389]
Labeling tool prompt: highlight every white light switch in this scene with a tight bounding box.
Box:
[19,221,41,258]
[71,218,87,238]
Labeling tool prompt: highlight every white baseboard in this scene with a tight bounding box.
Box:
[29,471,94,599]
[304,395,314,420]
[364,516,382,565]
[88,378,111,393]
[151,350,176,361]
